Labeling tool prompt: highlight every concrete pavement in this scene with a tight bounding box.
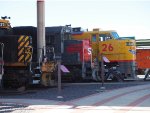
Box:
[0,83,150,113]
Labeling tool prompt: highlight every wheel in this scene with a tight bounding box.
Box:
[72,68,82,82]
[108,70,124,82]
[105,72,113,80]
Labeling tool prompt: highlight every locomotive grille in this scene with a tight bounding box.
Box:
[18,35,32,63]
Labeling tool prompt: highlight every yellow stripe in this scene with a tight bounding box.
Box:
[24,41,29,47]
[25,54,31,62]
[18,42,24,49]
[24,36,29,42]
[18,36,29,49]
[18,36,31,62]
[18,35,24,43]
[18,55,24,62]
[18,48,24,56]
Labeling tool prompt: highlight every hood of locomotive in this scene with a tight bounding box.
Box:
[99,39,136,62]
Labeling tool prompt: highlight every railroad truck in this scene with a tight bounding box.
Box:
[71,27,136,81]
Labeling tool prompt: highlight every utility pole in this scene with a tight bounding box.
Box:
[37,0,46,59]
[56,54,63,99]
[100,54,105,91]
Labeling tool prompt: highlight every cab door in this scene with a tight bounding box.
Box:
[91,33,99,61]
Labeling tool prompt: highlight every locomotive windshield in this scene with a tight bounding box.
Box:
[0,21,11,29]
[0,22,5,27]
[99,32,120,41]
[99,34,112,41]
[111,32,119,39]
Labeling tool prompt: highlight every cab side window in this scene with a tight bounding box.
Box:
[0,22,5,27]
[92,34,96,42]
[99,34,112,41]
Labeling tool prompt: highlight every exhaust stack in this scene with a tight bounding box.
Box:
[37,0,45,59]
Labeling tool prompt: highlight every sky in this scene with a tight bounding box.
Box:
[1,0,150,39]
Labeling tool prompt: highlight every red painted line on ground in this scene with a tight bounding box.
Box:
[69,86,150,113]
[128,93,150,106]
[93,93,126,106]
[67,86,150,106]
[61,86,150,113]
[114,93,150,113]
[93,87,150,106]
[66,92,102,104]
[1,85,150,113]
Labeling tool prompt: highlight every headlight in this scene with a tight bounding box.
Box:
[126,42,135,46]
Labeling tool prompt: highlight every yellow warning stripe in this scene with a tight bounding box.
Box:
[18,35,24,43]
[24,36,29,42]
[18,42,24,49]
[18,55,24,62]
[18,48,24,56]
[18,41,29,53]
[18,36,30,62]
[18,36,29,50]
[25,54,31,62]
[24,41,29,47]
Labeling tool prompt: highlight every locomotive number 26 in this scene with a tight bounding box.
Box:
[102,44,113,51]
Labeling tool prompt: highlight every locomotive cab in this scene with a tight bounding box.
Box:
[0,16,11,29]
[0,16,12,36]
